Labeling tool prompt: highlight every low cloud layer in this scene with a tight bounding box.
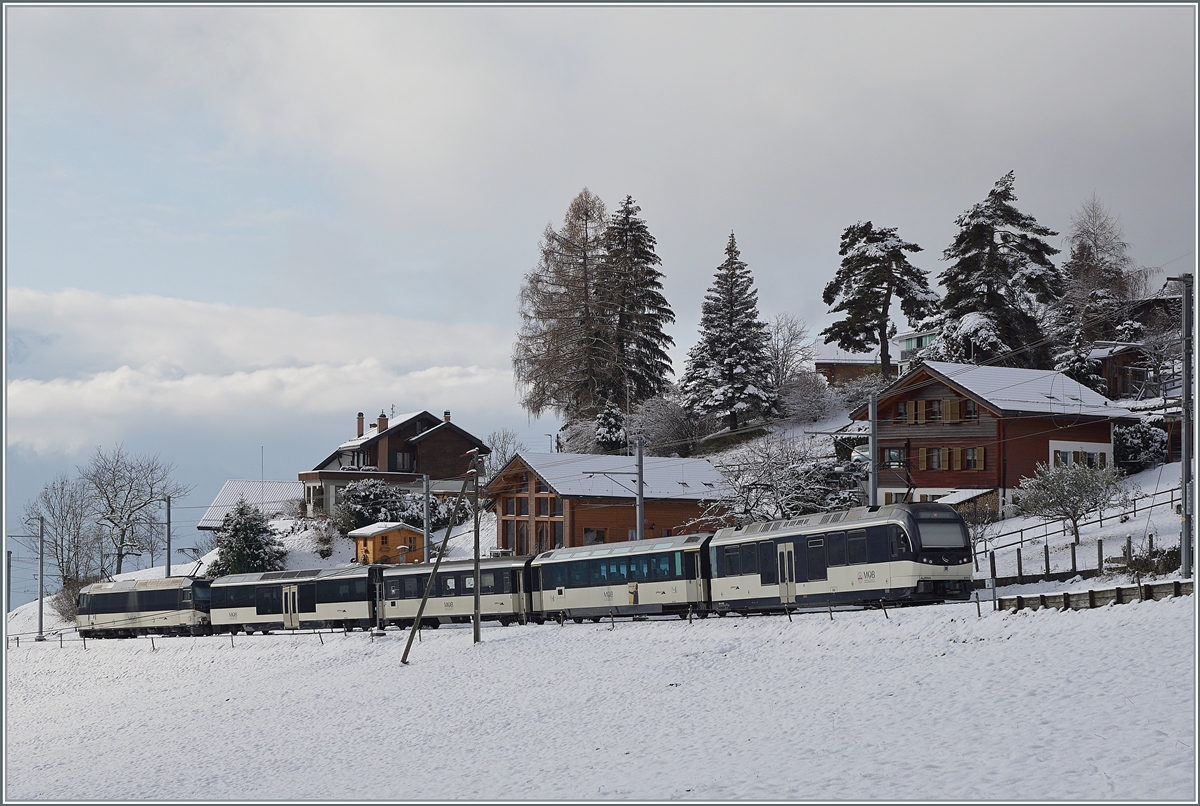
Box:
[6,288,515,454]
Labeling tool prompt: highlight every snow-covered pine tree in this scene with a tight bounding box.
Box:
[205,497,286,578]
[821,221,938,379]
[680,233,775,432]
[1052,306,1106,392]
[922,171,1065,369]
[603,196,676,408]
[594,399,627,452]
[330,479,458,536]
[513,188,611,419]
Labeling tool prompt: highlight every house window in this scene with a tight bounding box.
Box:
[536,479,550,494]
[584,528,605,546]
[333,486,346,505]
[389,451,413,471]
[381,535,389,547]
[964,400,978,421]
[503,520,515,549]
[553,497,563,517]
[516,497,529,516]
[928,447,944,470]
[964,447,985,471]
[895,401,908,424]
[1054,450,1071,468]
[553,522,563,549]
[927,399,942,423]
[536,497,549,517]
[504,498,515,516]
[883,447,905,468]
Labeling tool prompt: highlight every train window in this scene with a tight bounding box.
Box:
[807,538,827,581]
[827,533,847,566]
[675,552,683,578]
[588,560,608,585]
[298,584,316,612]
[650,554,672,579]
[917,521,967,548]
[255,586,282,615]
[740,544,758,576]
[889,525,911,556]
[137,589,179,611]
[181,589,192,603]
[481,572,496,594]
[723,546,741,576]
[463,575,475,592]
[385,579,402,599]
[545,564,566,589]
[758,542,778,585]
[440,576,458,596]
[847,530,868,565]
[567,561,587,587]
[628,556,650,581]
[77,593,88,612]
[607,558,628,582]
[683,551,698,579]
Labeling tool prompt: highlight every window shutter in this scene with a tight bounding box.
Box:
[953,448,962,471]
[944,399,960,423]
[918,447,927,470]
[906,403,916,425]
[978,446,986,471]
[1072,451,1083,465]
[1099,452,1107,469]
[917,400,926,424]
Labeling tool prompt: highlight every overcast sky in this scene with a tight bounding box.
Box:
[4,5,1196,581]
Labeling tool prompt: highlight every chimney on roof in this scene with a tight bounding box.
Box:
[444,410,451,423]
[377,411,388,432]
[357,412,364,438]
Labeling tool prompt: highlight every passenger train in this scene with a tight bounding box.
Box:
[76,502,975,638]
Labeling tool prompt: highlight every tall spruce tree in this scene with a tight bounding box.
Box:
[681,233,775,432]
[603,196,676,408]
[923,171,1065,368]
[821,221,938,379]
[513,188,611,419]
[205,497,286,578]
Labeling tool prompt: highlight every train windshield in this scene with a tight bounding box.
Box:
[916,521,967,549]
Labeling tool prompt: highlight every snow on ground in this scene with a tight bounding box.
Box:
[5,594,1193,801]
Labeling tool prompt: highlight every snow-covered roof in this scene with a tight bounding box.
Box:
[347,521,422,538]
[917,361,1137,420]
[498,452,731,501]
[198,479,304,530]
[935,488,996,506]
[813,343,878,364]
[335,411,426,450]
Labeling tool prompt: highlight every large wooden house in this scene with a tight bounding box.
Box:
[348,522,425,565]
[299,410,490,518]
[485,452,730,555]
[848,361,1140,510]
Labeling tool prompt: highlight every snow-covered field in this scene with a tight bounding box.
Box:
[4,450,1195,801]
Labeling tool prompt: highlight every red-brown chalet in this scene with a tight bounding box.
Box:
[849,361,1140,510]
[299,410,489,518]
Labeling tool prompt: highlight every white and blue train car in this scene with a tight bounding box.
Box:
[76,577,212,638]
[708,502,974,613]
[380,556,537,628]
[208,565,383,634]
[531,534,711,623]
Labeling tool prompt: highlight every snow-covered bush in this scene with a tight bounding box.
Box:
[832,371,891,410]
[626,391,720,458]
[1113,422,1168,473]
[595,400,627,452]
[330,479,460,536]
[777,370,837,423]
[205,498,287,578]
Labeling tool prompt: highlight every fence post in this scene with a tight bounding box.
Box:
[1126,536,1133,565]
[1097,539,1103,573]
[1017,548,1024,584]
[989,551,996,580]
[1149,535,1154,553]
[1044,544,1050,578]
[1070,543,1077,574]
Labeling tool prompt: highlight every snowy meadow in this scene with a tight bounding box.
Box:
[5,588,1195,801]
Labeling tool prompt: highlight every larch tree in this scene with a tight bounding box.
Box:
[922,171,1066,369]
[513,188,611,419]
[603,196,676,408]
[681,233,775,432]
[821,221,938,379]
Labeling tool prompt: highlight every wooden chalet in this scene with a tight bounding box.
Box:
[299,410,490,518]
[485,452,730,555]
[848,361,1140,510]
[348,522,424,565]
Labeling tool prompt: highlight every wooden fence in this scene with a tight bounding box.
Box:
[996,579,1192,613]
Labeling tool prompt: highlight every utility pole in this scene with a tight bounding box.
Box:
[473,467,482,644]
[6,550,11,613]
[35,517,45,642]
[1168,273,1193,578]
[165,495,172,578]
[423,475,432,565]
[868,393,879,507]
[635,436,645,541]
[403,453,478,664]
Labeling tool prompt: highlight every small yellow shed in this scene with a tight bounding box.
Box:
[347,522,425,564]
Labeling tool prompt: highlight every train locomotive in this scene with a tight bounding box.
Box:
[76,502,974,637]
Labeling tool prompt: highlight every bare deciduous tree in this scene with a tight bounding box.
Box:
[483,427,529,481]
[1015,462,1137,544]
[766,313,816,393]
[19,473,103,589]
[78,445,192,576]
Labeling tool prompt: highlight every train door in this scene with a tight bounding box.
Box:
[281,584,300,629]
[777,543,796,604]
